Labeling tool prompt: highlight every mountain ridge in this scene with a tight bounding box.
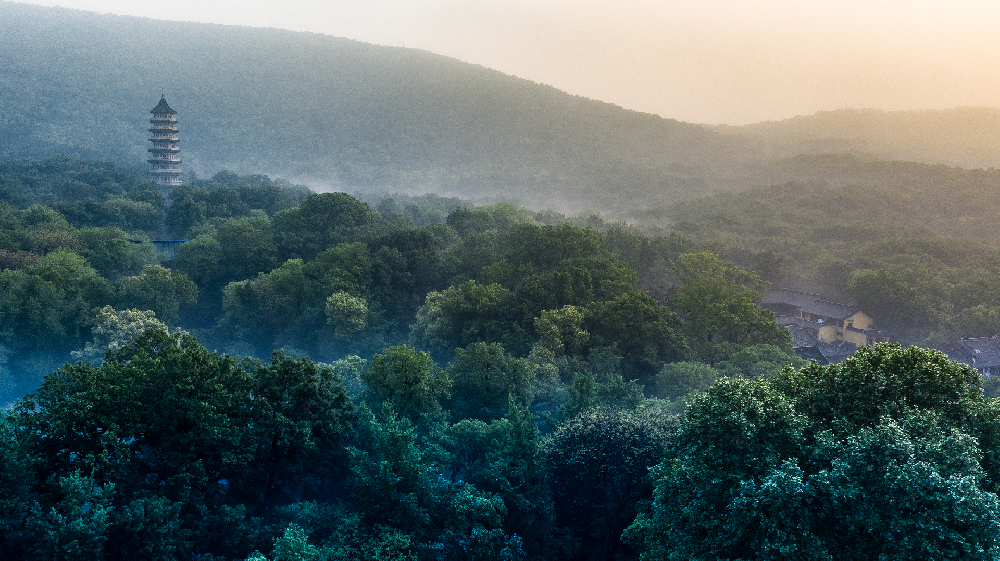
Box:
[718,107,1000,170]
[4,1,1000,221]
[0,1,737,216]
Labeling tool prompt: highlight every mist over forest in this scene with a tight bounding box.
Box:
[5,2,1000,219]
[4,2,1000,560]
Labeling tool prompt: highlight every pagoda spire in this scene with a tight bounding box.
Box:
[148,95,181,190]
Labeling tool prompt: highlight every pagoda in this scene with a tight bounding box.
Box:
[148,95,181,190]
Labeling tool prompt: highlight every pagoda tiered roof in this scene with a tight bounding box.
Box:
[150,96,177,114]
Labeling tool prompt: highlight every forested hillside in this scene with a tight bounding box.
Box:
[0,157,805,559]
[7,3,1000,556]
[0,2,735,216]
[717,107,1000,170]
[656,155,1000,345]
[3,159,999,560]
[0,158,792,404]
[8,3,999,223]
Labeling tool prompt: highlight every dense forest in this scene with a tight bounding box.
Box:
[0,158,792,558]
[2,159,1000,559]
[0,158,795,401]
[654,155,1000,346]
[7,3,1000,558]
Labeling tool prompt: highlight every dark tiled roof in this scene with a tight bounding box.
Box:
[763,288,821,307]
[800,300,858,321]
[774,314,798,326]
[789,326,819,348]
[795,346,828,365]
[764,289,858,320]
[150,96,176,114]
[817,341,857,364]
[942,337,1000,369]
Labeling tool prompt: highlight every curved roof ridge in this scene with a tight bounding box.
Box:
[150,95,176,114]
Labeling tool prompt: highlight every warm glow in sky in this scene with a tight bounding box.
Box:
[15,0,1000,124]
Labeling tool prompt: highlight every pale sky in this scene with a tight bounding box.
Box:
[15,0,1000,124]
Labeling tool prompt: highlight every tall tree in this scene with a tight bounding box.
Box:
[447,342,535,421]
[361,345,451,422]
[626,344,1000,560]
[668,252,790,364]
[544,409,674,561]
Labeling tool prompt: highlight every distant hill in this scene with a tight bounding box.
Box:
[717,108,1000,170]
[6,2,1000,222]
[0,2,743,216]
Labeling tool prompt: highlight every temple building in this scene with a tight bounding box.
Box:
[148,95,181,190]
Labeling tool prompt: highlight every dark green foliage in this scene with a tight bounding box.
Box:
[654,361,719,401]
[603,228,697,291]
[447,207,503,238]
[1,337,366,560]
[0,419,35,557]
[366,227,445,333]
[585,291,690,382]
[165,173,307,238]
[543,409,674,561]
[627,344,1000,560]
[348,403,529,560]
[241,350,355,506]
[847,267,946,330]
[14,331,259,558]
[76,227,157,281]
[668,252,791,364]
[558,370,647,424]
[27,471,115,561]
[273,193,381,262]
[309,243,373,299]
[713,343,806,380]
[347,403,433,532]
[435,402,549,557]
[411,281,515,357]
[267,503,417,561]
[116,264,198,327]
[0,249,113,352]
[361,346,451,422]
[0,158,163,236]
[369,193,467,227]
[772,344,984,434]
[0,269,66,350]
[9,330,354,560]
[447,342,535,421]
[0,158,835,560]
[501,224,603,269]
[219,258,315,354]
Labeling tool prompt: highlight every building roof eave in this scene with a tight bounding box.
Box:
[150,96,177,114]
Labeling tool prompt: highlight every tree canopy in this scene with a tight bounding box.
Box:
[626,344,1000,560]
